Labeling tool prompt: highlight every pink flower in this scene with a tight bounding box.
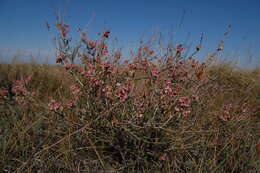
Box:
[128,63,138,70]
[182,109,191,116]
[80,70,92,76]
[141,59,149,69]
[175,106,180,112]
[175,97,192,116]
[176,44,184,52]
[15,97,25,105]
[151,68,160,77]
[218,114,230,121]
[102,86,112,93]
[88,77,103,86]
[178,97,190,107]
[115,85,130,102]
[236,114,248,121]
[223,104,232,110]
[222,104,233,118]
[95,80,104,86]
[164,85,173,95]
[136,109,145,118]
[70,85,81,95]
[165,79,171,84]
[66,99,75,108]
[102,86,113,99]
[48,99,63,111]
[159,153,167,161]
[12,80,27,95]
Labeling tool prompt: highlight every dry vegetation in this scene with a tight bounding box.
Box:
[0,22,259,172]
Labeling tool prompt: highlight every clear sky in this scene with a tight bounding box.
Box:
[0,0,259,65]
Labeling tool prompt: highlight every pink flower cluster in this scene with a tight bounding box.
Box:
[164,85,175,96]
[236,103,250,121]
[159,153,167,161]
[67,85,82,108]
[218,104,234,121]
[48,99,63,111]
[12,76,32,95]
[219,103,250,121]
[102,86,113,99]
[160,84,180,101]
[80,69,93,76]
[141,59,149,70]
[128,62,138,70]
[136,108,145,118]
[175,96,192,116]
[80,67,104,87]
[12,76,35,104]
[176,44,184,53]
[151,68,160,78]
[223,104,233,114]
[89,77,104,86]
[115,84,131,103]
[70,85,81,95]
[128,59,150,71]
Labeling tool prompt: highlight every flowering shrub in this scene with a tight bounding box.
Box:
[218,103,250,121]
[11,76,36,105]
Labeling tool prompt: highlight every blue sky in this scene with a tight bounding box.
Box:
[0,0,259,65]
